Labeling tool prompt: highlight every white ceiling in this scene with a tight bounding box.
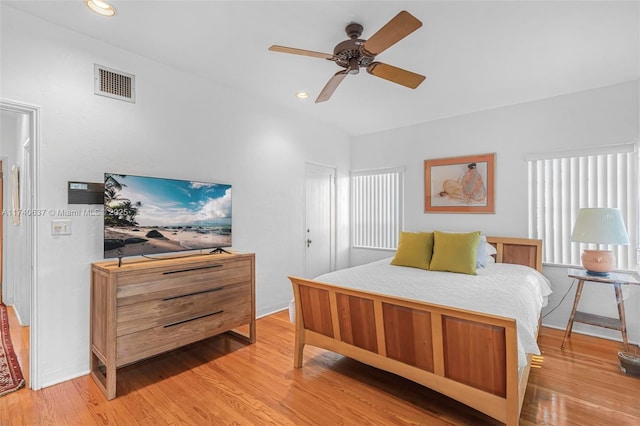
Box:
[4,1,639,136]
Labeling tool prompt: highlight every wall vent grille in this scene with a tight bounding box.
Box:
[94,64,136,103]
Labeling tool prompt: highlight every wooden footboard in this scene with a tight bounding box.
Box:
[289,236,542,426]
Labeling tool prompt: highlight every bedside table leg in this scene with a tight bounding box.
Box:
[561,279,585,350]
[614,283,629,351]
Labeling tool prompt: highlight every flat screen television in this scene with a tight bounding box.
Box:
[103,173,232,259]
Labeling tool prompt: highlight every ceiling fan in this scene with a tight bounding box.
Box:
[269,10,426,103]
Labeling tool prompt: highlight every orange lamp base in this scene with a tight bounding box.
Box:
[581,250,615,276]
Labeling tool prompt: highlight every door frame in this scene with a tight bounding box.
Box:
[0,98,41,390]
[303,162,337,278]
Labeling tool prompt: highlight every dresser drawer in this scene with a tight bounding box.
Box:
[116,281,250,336]
[116,259,251,306]
[116,302,251,367]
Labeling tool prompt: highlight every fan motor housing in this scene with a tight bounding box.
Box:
[333,39,374,71]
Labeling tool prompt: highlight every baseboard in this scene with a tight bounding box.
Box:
[257,305,288,319]
[41,369,90,389]
[10,304,27,326]
[542,323,639,346]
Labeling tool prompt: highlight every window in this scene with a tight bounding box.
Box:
[528,143,638,270]
[351,167,404,250]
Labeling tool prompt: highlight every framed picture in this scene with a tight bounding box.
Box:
[424,153,495,213]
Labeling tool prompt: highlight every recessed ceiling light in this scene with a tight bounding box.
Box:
[295,92,310,100]
[85,0,117,17]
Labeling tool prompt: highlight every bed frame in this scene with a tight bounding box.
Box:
[289,236,542,426]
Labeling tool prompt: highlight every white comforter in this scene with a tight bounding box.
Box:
[312,259,552,369]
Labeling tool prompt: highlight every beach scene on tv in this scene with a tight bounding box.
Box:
[104,173,232,258]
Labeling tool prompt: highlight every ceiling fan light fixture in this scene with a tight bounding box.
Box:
[348,57,360,75]
[85,0,117,17]
[295,91,310,99]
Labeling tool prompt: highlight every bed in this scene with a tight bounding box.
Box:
[288,236,550,426]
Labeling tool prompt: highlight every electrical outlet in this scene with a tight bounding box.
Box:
[52,219,72,236]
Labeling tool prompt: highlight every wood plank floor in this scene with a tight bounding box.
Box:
[2,309,640,425]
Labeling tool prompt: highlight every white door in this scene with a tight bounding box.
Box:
[304,163,335,279]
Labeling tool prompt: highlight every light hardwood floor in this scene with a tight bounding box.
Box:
[2,308,639,425]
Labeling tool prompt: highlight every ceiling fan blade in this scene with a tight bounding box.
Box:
[268,45,334,60]
[362,11,422,56]
[367,62,425,89]
[316,71,348,103]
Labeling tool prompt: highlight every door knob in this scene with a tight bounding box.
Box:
[306,239,312,247]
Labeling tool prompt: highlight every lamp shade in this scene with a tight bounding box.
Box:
[570,208,630,245]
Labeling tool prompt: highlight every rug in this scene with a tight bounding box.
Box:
[0,303,24,396]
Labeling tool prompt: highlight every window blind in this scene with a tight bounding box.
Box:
[527,143,638,269]
[351,168,403,250]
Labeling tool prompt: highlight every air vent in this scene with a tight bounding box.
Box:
[94,64,135,103]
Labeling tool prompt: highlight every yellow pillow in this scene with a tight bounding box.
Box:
[391,232,434,270]
[430,231,481,275]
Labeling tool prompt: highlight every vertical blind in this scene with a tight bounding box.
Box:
[351,168,403,250]
[527,143,638,269]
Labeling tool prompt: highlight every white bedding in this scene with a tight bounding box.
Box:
[308,258,552,369]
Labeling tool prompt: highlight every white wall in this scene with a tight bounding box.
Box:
[351,81,640,344]
[0,6,351,387]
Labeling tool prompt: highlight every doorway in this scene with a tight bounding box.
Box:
[0,99,40,390]
[0,160,3,305]
[304,163,336,279]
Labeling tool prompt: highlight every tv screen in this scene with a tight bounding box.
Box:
[104,173,232,258]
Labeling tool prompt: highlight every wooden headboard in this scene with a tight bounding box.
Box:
[486,236,543,272]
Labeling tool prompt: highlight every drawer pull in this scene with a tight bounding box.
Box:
[163,264,224,275]
[163,310,224,328]
[162,287,224,301]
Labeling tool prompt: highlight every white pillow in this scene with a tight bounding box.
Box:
[476,236,488,268]
[477,239,498,268]
[486,242,497,255]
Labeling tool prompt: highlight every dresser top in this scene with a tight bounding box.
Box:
[92,251,254,273]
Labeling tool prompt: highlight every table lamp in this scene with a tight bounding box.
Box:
[570,208,630,276]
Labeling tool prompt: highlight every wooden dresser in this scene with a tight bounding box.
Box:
[90,252,255,399]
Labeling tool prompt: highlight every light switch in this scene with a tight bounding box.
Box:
[52,219,72,235]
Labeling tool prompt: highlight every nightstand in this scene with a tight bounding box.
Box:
[561,268,640,350]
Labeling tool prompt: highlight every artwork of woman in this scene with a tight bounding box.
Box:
[426,153,494,213]
[439,163,487,203]
[461,163,487,202]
